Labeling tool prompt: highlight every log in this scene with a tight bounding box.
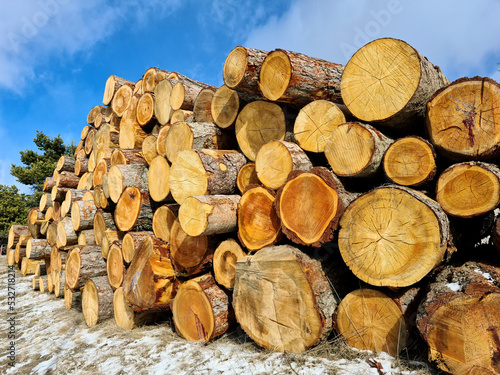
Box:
[255,140,312,189]
[122,235,176,312]
[335,288,409,356]
[169,219,212,276]
[171,109,193,124]
[119,95,148,149]
[213,239,246,290]
[93,209,116,246]
[77,172,93,190]
[71,200,97,231]
[164,121,230,163]
[338,185,451,287]
[51,185,68,202]
[87,105,102,125]
[172,274,234,343]
[238,185,281,251]
[61,189,92,218]
[152,203,179,243]
[121,231,154,265]
[235,101,288,161]
[50,246,69,272]
[275,167,350,247]
[56,155,76,173]
[136,92,156,127]
[210,85,243,129]
[94,124,119,151]
[108,164,149,203]
[341,38,448,129]
[148,155,172,203]
[46,221,58,247]
[101,230,125,260]
[142,67,168,92]
[56,171,80,189]
[64,284,81,310]
[26,239,51,259]
[81,124,93,140]
[35,260,46,276]
[21,258,40,276]
[436,161,500,218]
[82,275,115,327]
[103,75,134,106]
[233,244,336,353]
[236,162,260,194]
[113,287,162,331]
[106,242,125,290]
[39,193,53,212]
[56,217,78,248]
[427,76,500,161]
[27,208,42,239]
[43,177,56,193]
[65,246,107,291]
[53,270,66,298]
[153,78,174,125]
[114,187,153,232]
[383,136,437,186]
[223,46,267,96]
[7,225,29,249]
[141,134,158,165]
[93,184,111,211]
[416,262,500,375]
[47,272,54,293]
[134,78,144,96]
[170,73,215,111]
[192,88,215,122]
[14,243,26,264]
[110,149,147,167]
[169,149,246,204]
[78,229,96,246]
[179,195,240,237]
[7,249,16,267]
[155,124,170,156]
[84,128,96,155]
[325,122,394,178]
[111,83,134,117]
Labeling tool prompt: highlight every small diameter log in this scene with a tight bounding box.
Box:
[164,121,230,163]
[32,276,42,291]
[259,49,343,106]
[238,186,281,251]
[142,135,158,165]
[56,155,76,173]
[46,221,58,247]
[56,171,80,189]
[122,235,175,312]
[7,225,29,249]
[211,85,243,129]
[27,208,42,239]
[51,186,68,202]
[235,101,288,161]
[111,84,134,117]
[93,209,116,246]
[92,158,110,187]
[142,67,168,93]
[237,162,260,194]
[108,164,149,203]
[335,288,409,356]
[61,189,92,218]
[193,88,215,123]
[436,161,500,218]
[103,75,134,106]
[14,243,26,264]
[155,124,170,156]
[325,122,394,178]
[383,136,437,187]
[82,275,115,327]
[53,270,66,298]
[122,231,154,265]
[169,219,212,277]
[153,78,174,125]
[213,239,246,290]
[417,262,500,375]
[223,46,267,96]
[52,202,62,221]
[35,261,46,276]
[275,168,350,247]
[107,243,125,290]
[255,140,312,190]
[43,177,56,193]
[233,244,336,353]
[56,217,78,248]
[71,200,97,231]
[341,38,448,129]
[339,185,451,287]
[26,239,51,259]
[293,100,346,153]
[50,246,69,272]
[47,272,54,293]
[81,124,93,140]
[172,274,234,343]
[7,249,16,267]
[169,149,246,205]
[87,106,103,125]
[39,193,53,212]
[113,287,162,331]
[101,230,125,260]
[65,246,107,291]
[64,284,81,310]
[78,230,96,246]
[85,128,96,155]
[114,187,153,232]
[427,77,500,161]
[136,92,156,127]
[148,155,172,203]
[179,195,240,237]
[152,204,179,243]
[93,184,111,211]
[134,78,144,96]
[171,109,193,124]
[119,95,148,150]
[110,149,147,167]
[170,73,215,112]
[21,258,41,276]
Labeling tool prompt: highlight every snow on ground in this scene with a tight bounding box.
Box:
[0,256,435,374]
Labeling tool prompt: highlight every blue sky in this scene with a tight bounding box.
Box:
[1,0,500,193]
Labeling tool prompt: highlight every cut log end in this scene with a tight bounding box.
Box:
[213,239,246,290]
[223,46,249,89]
[259,49,292,101]
[82,276,114,327]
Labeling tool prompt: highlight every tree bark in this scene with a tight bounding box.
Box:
[71,200,97,231]
[114,187,153,232]
[43,177,56,193]
[82,275,115,327]
[26,239,51,259]
[56,171,80,189]
[78,229,96,246]
[74,158,89,176]
[56,155,76,173]
[110,149,147,167]
[170,73,215,111]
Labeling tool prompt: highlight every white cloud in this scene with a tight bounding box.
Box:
[244,0,500,81]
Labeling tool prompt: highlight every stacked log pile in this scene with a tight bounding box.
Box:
[5,37,500,374]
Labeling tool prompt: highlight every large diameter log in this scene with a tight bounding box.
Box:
[417,262,500,375]
[65,246,107,291]
[153,78,174,125]
[339,185,451,287]
[113,287,162,331]
[152,204,179,243]
[236,162,260,194]
[172,274,234,343]
[275,168,350,247]
[255,140,312,190]
[436,161,500,218]
[427,77,500,161]
[213,239,246,290]
[103,75,134,106]
[106,243,125,290]
[26,239,51,259]
[325,122,393,178]
[259,49,343,106]
[71,200,97,231]
[238,186,281,251]
[122,231,154,265]
[110,149,147,167]
[7,225,29,249]
[56,155,76,173]
[341,38,448,128]
[233,244,336,353]
[108,164,149,203]
[82,275,114,327]
[223,46,267,96]
[114,187,153,232]
[335,288,409,356]
[169,149,246,205]
[383,136,437,187]
[56,217,78,248]
[148,155,172,203]
[179,195,240,237]
[122,236,175,312]
[235,101,288,161]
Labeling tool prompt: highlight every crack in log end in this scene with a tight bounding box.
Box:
[129,192,137,200]
[192,309,208,343]
[488,326,500,370]
[462,109,477,148]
